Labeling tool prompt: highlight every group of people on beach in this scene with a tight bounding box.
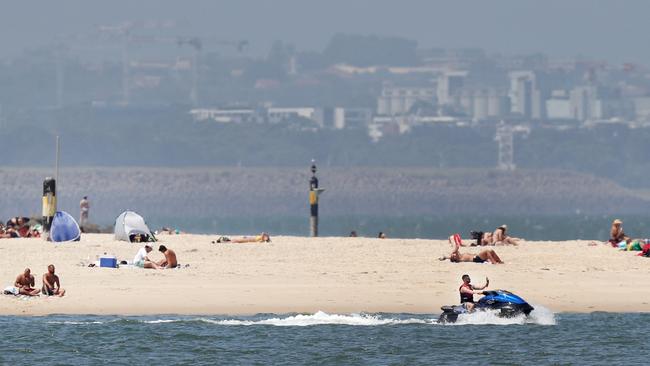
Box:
[439,225,520,265]
[10,265,65,297]
[133,243,178,269]
[606,219,650,255]
[0,217,41,239]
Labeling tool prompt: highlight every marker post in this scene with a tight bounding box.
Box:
[309,160,325,237]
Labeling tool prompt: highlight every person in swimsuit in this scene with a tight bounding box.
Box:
[439,242,504,264]
[493,225,519,245]
[14,268,40,296]
[42,264,65,297]
[157,245,178,269]
[609,219,628,247]
[459,274,489,311]
[214,232,271,244]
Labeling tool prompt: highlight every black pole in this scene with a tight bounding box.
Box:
[309,160,325,237]
[42,177,56,234]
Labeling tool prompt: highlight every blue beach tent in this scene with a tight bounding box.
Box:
[50,211,81,243]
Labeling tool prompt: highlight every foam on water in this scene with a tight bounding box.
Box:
[451,305,555,326]
[45,307,555,327]
[200,311,431,327]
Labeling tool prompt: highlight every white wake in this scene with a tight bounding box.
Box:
[451,305,555,326]
[200,311,431,327]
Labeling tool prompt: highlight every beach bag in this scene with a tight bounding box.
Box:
[3,286,18,295]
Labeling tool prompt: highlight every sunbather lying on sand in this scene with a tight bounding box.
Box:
[439,243,504,264]
[14,268,40,296]
[213,232,271,244]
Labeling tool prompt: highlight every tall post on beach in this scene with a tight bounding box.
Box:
[43,136,60,239]
[309,159,325,237]
[42,177,56,237]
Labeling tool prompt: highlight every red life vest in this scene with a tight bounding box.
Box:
[459,282,474,303]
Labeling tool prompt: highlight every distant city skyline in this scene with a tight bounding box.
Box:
[0,0,648,64]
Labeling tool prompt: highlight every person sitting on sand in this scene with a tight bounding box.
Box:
[481,232,494,245]
[214,232,271,244]
[439,243,504,264]
[133,243,160,269]
[6,217,28,230]
[42,264,65,297]
[609,219,629,247]
[493,225,519,245]
[459,274,489,312]
[0,224,17,239]
[14,268,40,296]
[157,245,178,269]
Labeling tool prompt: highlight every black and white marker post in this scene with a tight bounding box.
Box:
[309,160,325,237]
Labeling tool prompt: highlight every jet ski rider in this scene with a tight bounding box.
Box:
[459,274,489,312]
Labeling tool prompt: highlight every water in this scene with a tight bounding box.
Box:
[2,310,646,365]
[149,214,650,241]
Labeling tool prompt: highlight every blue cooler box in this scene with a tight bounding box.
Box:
[100,255,118,268]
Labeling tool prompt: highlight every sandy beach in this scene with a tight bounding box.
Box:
[0,234,648,316]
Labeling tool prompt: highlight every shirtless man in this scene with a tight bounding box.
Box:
[439,243,504,264]
[157,245,178,269]
[493,225,519,245]
[42,264,66,297]
[481,232,494,245]
[14,268,40,296]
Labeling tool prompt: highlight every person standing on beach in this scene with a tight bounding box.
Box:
[79,196,90,228]
[42,264,65,297]
[14,268,40,296]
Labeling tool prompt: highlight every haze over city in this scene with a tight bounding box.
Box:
[2,0,650,232]
[0,0,649,63]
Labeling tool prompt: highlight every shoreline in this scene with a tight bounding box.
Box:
[0,234,648,316]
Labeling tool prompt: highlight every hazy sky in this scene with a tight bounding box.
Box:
[0,0,647,63]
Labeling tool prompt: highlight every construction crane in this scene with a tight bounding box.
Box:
[495,122,530,171]
[97,23,248,106]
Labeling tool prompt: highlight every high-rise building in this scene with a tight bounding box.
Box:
[508,71,542,119]
[437,71,467,106]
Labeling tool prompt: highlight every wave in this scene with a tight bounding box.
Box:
[198,311,431,327]
[45,307,555,327]
[451,305,556,326]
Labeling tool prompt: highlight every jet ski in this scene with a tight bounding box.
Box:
[438,290,534,323]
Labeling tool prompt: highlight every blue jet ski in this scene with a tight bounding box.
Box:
[438,290,534,323]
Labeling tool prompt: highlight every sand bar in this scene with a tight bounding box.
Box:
[0,234,648,316]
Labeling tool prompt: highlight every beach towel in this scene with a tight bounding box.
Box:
[639,244,650,257]
[3,286,18,296]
